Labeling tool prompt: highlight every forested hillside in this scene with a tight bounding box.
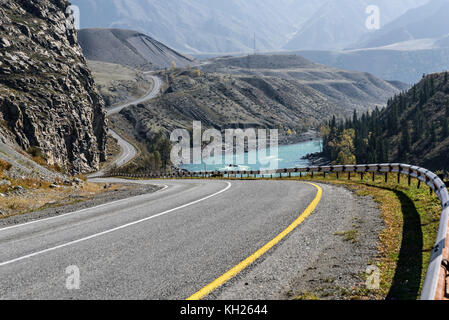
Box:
[321,71,449,172]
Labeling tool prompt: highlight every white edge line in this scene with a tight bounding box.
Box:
[0,182,232,267]
[0,184,170,233]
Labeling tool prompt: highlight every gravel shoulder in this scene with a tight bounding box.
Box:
[0,183,162,228]
[207,182,383,300]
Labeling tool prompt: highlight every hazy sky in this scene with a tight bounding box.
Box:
[71,0,433,53]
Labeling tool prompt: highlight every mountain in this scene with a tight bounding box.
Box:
[71,0,323,54]
[296,48,449,84]
[109,54,407,161]
[0,0,107,173]
[353,0,449,49]
[70,0,427,54]
[200,55,408,113]
[321,72,449,171]
[78,28,195,70]
[293,0,449,84]
[283,0,429,51]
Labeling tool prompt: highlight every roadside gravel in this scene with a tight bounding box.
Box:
[208,182,383,300]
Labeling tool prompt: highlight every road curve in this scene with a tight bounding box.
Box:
[106,75,162,117]
[90,75,162,178]
[0,179,320,300]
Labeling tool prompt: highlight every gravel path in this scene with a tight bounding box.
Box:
[208,182,383,300]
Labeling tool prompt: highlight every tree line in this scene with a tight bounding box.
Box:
[321,72,449,170]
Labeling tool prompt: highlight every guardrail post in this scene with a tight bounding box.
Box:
[398,173,401,184]
[361,172,364,181]
[323,172,326,179]
[385,172,388,183]
[348,172,351,180]
[336,172,339,179]
[408,175,412,186]
[372,172,375,182]
[418,180,421,189]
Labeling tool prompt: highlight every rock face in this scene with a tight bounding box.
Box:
[0,0,107,173]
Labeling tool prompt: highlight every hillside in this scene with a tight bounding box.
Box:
[0,0,107,173]
[353,0,449,49]
[297,48,449,84]
[78,28,195,70]
[109,55,406,169]
[293,0,449,84]
[284,0,428,51]
[321,72,449,172]
[87,60,154,107]
[200,55,408,112]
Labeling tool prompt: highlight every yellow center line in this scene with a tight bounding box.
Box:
[187,182,323,300]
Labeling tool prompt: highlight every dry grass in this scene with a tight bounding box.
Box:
[0,177,123,219]
[0,159,12,178]
[301,172,441,300]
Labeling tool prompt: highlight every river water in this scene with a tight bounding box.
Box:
[180,140,322,172]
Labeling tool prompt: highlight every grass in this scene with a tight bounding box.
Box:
[293,292,320,300]
[334,229,359,244]
[25,147,63,173]
[302,172,441,300]
[0,159,12,177]
[0,175,123,219]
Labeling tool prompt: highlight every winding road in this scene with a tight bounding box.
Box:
[0,71,384,301]
[0,179,325,299]
[89,75,163,178]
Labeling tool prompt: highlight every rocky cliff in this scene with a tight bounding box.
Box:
[0,0,107,173]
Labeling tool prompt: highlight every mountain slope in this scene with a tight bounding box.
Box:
[283,0,429,51]
[200,55,407,111]
[322,72,449,172]
[110,55,406,154]
[0,0,107,173]
[354,0,449,49]
[78,28,195,70]
[296,48,449,84]
[72,0,322,54]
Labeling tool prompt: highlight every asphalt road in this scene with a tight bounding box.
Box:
[106,75,162,116]
[0,179,320,299]
[89,75,162,178]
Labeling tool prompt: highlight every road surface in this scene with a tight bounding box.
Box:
[89,75,162,178]
[0,179,322,299]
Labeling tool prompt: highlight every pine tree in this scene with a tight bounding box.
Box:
[401,122,411,154]
[430,123,437,144]
[442,117,449,140]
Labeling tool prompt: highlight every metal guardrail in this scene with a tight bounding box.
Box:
[104,163,448,300]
